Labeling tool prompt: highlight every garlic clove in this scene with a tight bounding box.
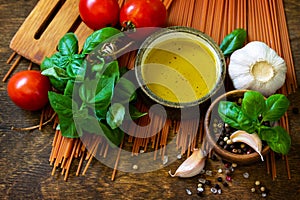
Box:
[169,149,206,178]
[230,130,264,161]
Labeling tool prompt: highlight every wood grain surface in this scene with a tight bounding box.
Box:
[0,0,300,199]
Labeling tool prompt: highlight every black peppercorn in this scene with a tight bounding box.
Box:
[205,180,212,186]
[222,182,229,187]
[217,177,223,182]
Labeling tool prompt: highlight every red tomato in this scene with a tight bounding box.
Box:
[79,0,120,30]
[120,0,167,28]
[7,70,51,111]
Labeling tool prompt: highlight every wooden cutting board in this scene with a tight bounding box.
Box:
[9,0,93,65]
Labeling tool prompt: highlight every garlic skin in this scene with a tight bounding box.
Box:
[228,41,287,96]
[230,130,264,161]
[169,149,206,178]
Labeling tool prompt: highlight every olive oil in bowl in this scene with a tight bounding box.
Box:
[135,26,226,108]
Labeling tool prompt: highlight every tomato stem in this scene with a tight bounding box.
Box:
[121,21,136,32]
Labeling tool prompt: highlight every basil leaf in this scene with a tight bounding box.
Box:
[78,78,114,119]
[106,103,125,129]
[101,60,120,82]
[218,101,242,129]
[74,109,102,135]
[48,91,79,138]
[259,126,278,142]
[40,56,56,71]
[218,101,256,133]
[64,80,74,97]
[66,56,85,79]
[94,77,115,103]
[58,32,79,56]
[113,77,137,104]
[263,94,290,122]
[220,28,247,57]
[266,126,291,155]
[242,90,266,120]
[127,104,147,120]
[82,27,121,55]
[99,122,124,147]
[41,67,69,91]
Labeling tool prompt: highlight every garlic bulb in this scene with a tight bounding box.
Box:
[169,149,206,178]
[228,41,287,96]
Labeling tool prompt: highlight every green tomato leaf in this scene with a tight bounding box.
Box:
[48,91,79,138]
[263,94,290,122]
[82,27,121,55]
[58,32,79,56]
[220,28,247,57]
[106,103,125,130]
[242,90,266,120]
[267,126,291,155]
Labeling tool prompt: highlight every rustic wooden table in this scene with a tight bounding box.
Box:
[0,0,300,199]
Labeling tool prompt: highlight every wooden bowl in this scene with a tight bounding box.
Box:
[204,89,270,165]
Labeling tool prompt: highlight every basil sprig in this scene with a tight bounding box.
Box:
[218,90,291,155]
[42,27,146,146]
[220,28,247,57]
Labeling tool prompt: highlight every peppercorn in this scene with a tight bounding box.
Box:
[217,189,222,194]
[219,140,225,146]
[255,180,261,186]
[243,172,249,179]
[206,170,213,176]
[217,177,223,182]
[210,187,218,194]
[185,188,192,195]
[205,180,212,186]
[198,178,206,184]
[226,175,232,182]
[222,182,229,187]
[197,187,204,193]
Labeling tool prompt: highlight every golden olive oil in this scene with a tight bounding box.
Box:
[142,38,217,103]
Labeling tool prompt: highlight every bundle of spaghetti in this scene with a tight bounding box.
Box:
[49,128,111,180]
[210,0,226,44]
[191,0,208,32]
